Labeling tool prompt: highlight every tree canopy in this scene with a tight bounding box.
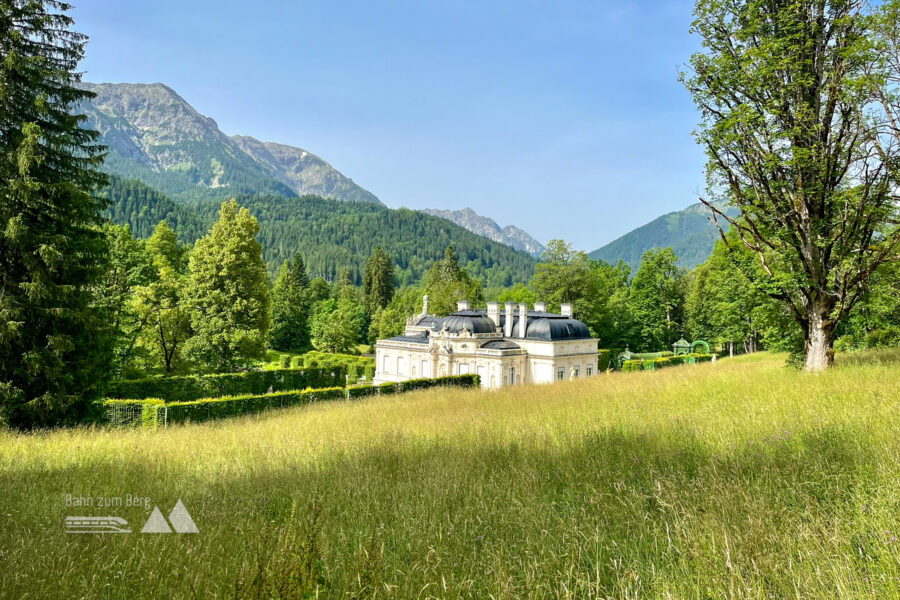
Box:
[0,0,110,427]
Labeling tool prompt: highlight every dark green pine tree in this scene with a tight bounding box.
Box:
[363,245,395,316]
[270,254,310,352]
[423,244,483,316]
[0,1,110,428]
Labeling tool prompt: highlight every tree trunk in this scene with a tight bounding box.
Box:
[803,301,836,372]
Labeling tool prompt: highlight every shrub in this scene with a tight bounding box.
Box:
[622,360,644,372]
[279,355,292,369]
[347,362,360,382]
[378,382,399,395]
[865,327,900,349]
[347,385,379,399]
[106,367,347,404]
[363,363,376,381]
[650,356,689,370]
[597,349,612,371]
[292,356,304,368]
[165,387,345,425]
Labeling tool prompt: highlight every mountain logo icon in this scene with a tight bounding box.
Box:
[141,499,199,534]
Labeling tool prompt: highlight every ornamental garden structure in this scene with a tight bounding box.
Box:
[374,296,599,389]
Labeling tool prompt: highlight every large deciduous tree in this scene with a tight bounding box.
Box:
[132,221,191,374]
[183,199,270,372]
[627,248,686,351]
[683,0,900,371]
[0,0,110,427]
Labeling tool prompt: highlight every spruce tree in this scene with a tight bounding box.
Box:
[183,199,271,372]
[0,1,109,427]
[423,245,482,315]
[270,256,309,352]
[363,245,395,316]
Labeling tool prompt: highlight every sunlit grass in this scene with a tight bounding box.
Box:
[2,351,899,598]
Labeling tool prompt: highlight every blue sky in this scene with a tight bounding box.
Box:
[72,0,706,251]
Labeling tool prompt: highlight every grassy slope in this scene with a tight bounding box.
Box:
[2,351,900,598]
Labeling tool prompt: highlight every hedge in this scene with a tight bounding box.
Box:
[347,374,480,399]
[106,374,481,428]
[106,367,347,404]
[597,349,612,371]
[163,387,345,425]
[622,354,716,372]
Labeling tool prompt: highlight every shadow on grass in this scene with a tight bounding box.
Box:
[1,420,885,598]
[836,346,900,367]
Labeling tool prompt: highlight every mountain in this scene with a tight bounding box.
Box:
[231,136,379,204]
[79,82,380,205]
[420,208,545,257]
[103,180,538,287]
[589,201,739,271]
[85,81,537,286]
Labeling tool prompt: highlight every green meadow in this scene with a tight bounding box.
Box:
[2,351,899,598]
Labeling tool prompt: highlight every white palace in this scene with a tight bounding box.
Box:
[374,296,599,389]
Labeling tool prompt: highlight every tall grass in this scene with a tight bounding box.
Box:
[2,351,899,598]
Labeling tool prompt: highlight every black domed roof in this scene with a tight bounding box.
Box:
[436,311,497,334]
[516,317,591,340]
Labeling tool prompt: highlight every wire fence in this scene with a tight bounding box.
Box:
[106,404,167,428]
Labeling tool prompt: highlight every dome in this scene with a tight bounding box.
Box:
[518,317,591,341]
[436,310,497,334]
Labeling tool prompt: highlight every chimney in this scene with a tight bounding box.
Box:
[560,302,573,317]
[487,301,501,328]
[457,299,470,312]
[422,294,429,315]
[504,302,515,337]
[534,301,547,313]
[518,303,527,338]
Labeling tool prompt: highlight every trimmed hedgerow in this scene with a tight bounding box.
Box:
[106,367,346,404]
[347,385,380,399]
[347,375,480,400]
[105,375,482,428]
[165,387,346,425]
[623,354,717,372]
[597,349,612,372]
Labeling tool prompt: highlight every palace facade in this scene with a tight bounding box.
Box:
[374,296,598,389]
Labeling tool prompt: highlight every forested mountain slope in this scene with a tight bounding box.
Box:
[102,180,537,287]
[589,201,739,270]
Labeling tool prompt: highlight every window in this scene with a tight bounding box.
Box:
[382,355,391,374]
[557,367,565,381]
[509,366,516,385]
[397,356,405,375]
[586,366,593,377]
[574,367,580,378]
